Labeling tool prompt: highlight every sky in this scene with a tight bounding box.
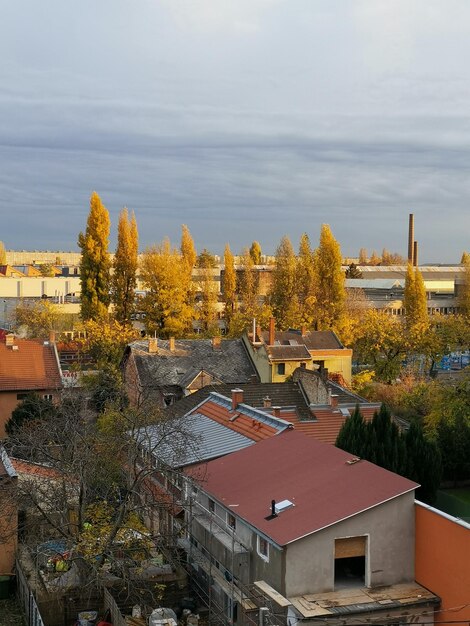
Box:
[1,0,470,262]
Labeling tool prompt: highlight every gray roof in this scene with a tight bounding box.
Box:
[260,330,344,351]
[137,413,255,468]
[127,338,258,390]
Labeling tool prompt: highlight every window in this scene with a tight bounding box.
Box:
[208,498,215,513]
[227,513,236,530]
[257,536,269,561]
[16,393,28,401]
[277,363,285,376]
[43,394,53,401]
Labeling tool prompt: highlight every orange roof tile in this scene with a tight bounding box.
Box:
[0,338,62,391]
[11,458,65,480]
[190,399,283,442]
[281,406,377,444]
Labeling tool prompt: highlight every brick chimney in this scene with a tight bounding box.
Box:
[169,336,175,352]
[148,338,158,354]
[272,406,281,417]
[269,317,275,346]
[330,394,339,409]
[5,334,14,346]
[301,325,307,337]
[263,396,272,408]
[49,330,56,344]
[231,388,244,410]
[212,336,221,350]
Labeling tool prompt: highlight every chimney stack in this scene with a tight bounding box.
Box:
[408,213,415,264]
[148,338,158,354]
[5,334,14,346]
[271,499,277,518]
[169,336,175,352]
[212,336,221,350]
[269,317,275,346]
[263,396,272,408]
[413,241,418,267]
[49,330,56,344]
[231,388,244,411]
[330,394,339,409]
[272,406,281,417]
[301,325,307,337]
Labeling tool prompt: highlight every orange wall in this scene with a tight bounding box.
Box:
[415,501,470,624]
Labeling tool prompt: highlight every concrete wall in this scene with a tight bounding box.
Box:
[284,492,415,597]
[0,276,81,299]
[415,501,470,625]
[242,335,271,383]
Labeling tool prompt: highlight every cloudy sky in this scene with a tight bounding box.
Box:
[1,0,470,262]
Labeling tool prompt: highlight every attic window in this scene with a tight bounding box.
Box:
[275,500,294,514]
[340,408,350,417]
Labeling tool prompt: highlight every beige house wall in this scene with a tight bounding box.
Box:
[284,492,415,597]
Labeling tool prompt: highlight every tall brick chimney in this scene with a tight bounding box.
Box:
[269,318,275,346]
[148,338,158,354]
[272,406,281,417]
[408,213,415,264]
[413,241,418,267]
[169,336,175,352]
[212,336,221,350]
[231,388,244,411]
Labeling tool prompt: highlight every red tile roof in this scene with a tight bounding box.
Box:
[11,458,65,480]
[191,399,283,442]
[0,338,62,391]
[191,430,417,546]
[275,406,378,445]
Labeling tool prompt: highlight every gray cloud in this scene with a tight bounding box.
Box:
[1,0,470,261]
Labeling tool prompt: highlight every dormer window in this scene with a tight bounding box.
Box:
[277,363,285,376]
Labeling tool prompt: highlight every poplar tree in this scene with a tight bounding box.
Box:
[249,241,262,265]
[404,264,429,351]
[222,243,237,322]
[269,236,300,330]
[180,224,197,269]
[111,208,139,324]
[78,192,111,320]
[297,233,316,327]
[140,239,193,337]
[313,224,346,330]
[196,249,219,334]
[459,253,470,318]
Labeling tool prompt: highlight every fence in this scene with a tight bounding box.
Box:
[16,559,46,626]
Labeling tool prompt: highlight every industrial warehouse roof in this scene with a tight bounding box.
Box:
[192,430,417,546]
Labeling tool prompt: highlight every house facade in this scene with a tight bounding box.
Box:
[0,334,62,437]
[122,337,258,408]
[0,446,18,576]
[243,319,352,385]
[183,431,438,625]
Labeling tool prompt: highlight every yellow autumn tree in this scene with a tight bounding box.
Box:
[140,239,194,337]
[313,224,346,331]
[111,208,139,325]
[78,192,111,320]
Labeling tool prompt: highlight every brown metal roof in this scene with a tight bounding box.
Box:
[0,338,62,391]
[191,430,417,546]
[260,330,344,351]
